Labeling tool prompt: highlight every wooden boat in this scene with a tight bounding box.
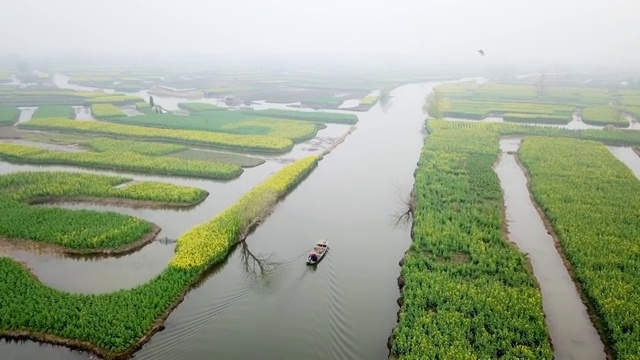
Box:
[306,239,329,265]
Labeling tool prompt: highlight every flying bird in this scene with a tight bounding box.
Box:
[477,49,485,56]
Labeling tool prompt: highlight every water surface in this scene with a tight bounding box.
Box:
[496,137,605,360]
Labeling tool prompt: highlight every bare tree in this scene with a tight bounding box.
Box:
[423,90,446,119]
[390,184,416,229]
[237,190,279,241]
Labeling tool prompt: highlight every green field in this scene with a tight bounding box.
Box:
[442,99,573,120]
[436,82,617,106]
[20,117,294,153]
[391,121,553,359]
[432,82,640,124]
[391,119,640,358]
[519,137,640,359]
[91,104,126,119]
[32,106,75,119]
[177,102,223,112]
[582,106,625,127]
[0,106,20,125]
[168,149,265,167]
[22,133,264,167]
[0,90,143,106]
[0,142,242,180]
[240,108,359,124]
[502,113,571,125]
[0,156,319,357]
[102,113,319,142]
[0,172,206,252]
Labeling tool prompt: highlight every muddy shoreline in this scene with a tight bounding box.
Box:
[0,224,161,257]
[27,194,209,210]
[514,153,613,360]
[0,194,207,256]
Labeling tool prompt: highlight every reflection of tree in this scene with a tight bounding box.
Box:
[239,241,282,285]
[423,90,447,119]
[392,187,415,229]
[379,87,393,113]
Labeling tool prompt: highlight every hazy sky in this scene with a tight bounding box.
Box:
[1,0,639,67]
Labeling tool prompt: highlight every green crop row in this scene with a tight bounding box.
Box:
[443,99,573,120]
[32,106,75,119]
[0,105,19,125]
[0,90,142,106]
[435,82,617,107]
[581,106,625,127]
[20,117,294,153]
[0,156,319,357]
[85,96,142,105]
[91,104,126,119]
[432,119,640,147]
[0,171,207,251]
[519,137,640,359]
[23,134,186,156]
[103,113,319,142]
[85,138,185,156]
[239,108,359,124]
[177,102,223,112]
[0,143,242,180]
[502,112,571,125]
[390,121,553,359]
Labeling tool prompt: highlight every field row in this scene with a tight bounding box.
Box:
[0,90,143,106]
[390,121,553,358]
[434,82,640,127]
[20,117,294,153]
[432,120,640,147]
[0,155,319,357]
[442,99,574,121]
[103,113,320,142]
[0,142,242,180]
[435,82,635,107]
[519,137,640,359]
[0,106,19,125]
[0,172,207,251]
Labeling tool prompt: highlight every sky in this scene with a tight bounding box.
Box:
[1,0,639,68]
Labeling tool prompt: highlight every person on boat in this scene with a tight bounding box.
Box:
[309,252,318,262]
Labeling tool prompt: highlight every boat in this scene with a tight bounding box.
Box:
[306,239,329,265]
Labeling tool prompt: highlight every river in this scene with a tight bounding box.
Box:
[1,80,439,359]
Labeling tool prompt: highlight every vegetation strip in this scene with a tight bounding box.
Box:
[177,102,223,112]
[0,172,207,252]
[0,105,20,125]
[582,106,625,127]
[390,120,553,359]
[239,108,359,124]
[0,142,243,180]
[104,113,319,142]
[432,120,640,147]
[20,117,294,152]
[91,104,126,119]
[519,137,640,359]
[32,106,74,119]
[23,133,265,168]
[0,155,319,359]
